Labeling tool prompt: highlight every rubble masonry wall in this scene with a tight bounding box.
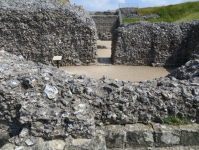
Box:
[0,0,98,66]
[111,21,199,66]
[90,11,120,40]
[1,50,199,149]
[120,7,160,19]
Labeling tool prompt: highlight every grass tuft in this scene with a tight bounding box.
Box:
[164,115,191,126]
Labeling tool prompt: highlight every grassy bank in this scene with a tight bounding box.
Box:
[58,0,70,3]
[123,1,199,23]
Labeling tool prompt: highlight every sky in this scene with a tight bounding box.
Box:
[69,0,194,11]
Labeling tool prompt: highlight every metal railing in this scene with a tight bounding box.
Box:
[119,3,139,9]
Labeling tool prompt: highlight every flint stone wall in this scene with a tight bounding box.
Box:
[111,21,199,66]
[1,50,199,149]
[90,11,120,40]
[121,8,160,19]
[0,0,98,66]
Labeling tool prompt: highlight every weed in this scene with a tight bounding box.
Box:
[164,115,192,126]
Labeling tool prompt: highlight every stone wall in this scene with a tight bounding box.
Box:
[1,49,199,149]
[121,7,160,19]
[90,11,120,40]
[111,21,199,66]
[0,0,97,66]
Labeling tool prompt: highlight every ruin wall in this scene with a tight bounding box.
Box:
[0,0,98,66]
[1,49,199,149]
[90,11,120,40]
[120,7,160,19]
[111,21,199,66]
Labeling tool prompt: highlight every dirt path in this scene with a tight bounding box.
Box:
[97,40,112,48]
[60,40,176,82]
[60,65,175,82]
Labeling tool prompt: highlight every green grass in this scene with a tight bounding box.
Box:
[58,0,69,3]
[174,12,199,23]
[164,115,191,126]
[122,15,144,23]
[123,1,199,23]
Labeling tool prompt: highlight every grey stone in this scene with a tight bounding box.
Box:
[43,84,58,100]
[125,124,154,148]
[23,77,36,88]
[153,123,181,147]
[105,125,125,148]
[19,128,29,138]
[25,137,36,146]
[7,79,20,88]
[180,124,199,146]
[84,87,93,95]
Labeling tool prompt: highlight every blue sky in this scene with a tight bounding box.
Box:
[69,0,194,11]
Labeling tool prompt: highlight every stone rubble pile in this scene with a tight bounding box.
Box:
[0,0,97,66]
[167,58,199,80]
[112,21,199,66]
[0,50,199,149]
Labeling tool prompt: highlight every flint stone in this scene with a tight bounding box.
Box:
[19,128,29,138]
[7,79,20,88]
[43,84,58,100]
[0,75,4,79]
[23,77,36,88]
[61,99,69,106]
[73,104,86,115]
[0,67,4,73]
[25,137,36,146]
[17,55,24,61]
[84,87,93,95]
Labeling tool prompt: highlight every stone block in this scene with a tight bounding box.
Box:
[180,124,199,146]
[125,124,154,148]
[153,123,181,147]
[105,125,126,148]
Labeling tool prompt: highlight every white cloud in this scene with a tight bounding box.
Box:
[70,0,186,11]
[70,0,125,11]
[141,0,167,7]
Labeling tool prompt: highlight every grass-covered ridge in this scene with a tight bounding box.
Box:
[58,0,70,3]
[123,1,199,23]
